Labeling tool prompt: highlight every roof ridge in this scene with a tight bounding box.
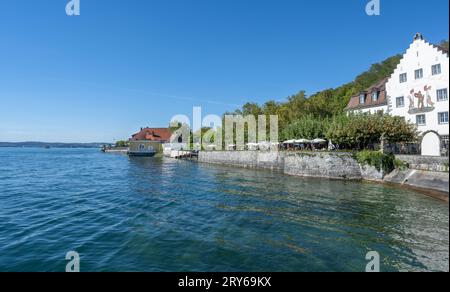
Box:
[427,41,449,57]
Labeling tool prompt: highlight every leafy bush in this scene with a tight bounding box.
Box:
[355,150,395,173]
[281,113,418,149]
[394,159,409,171]
[326,113,419,150]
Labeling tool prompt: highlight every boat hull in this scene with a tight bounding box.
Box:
[127,151,157,157]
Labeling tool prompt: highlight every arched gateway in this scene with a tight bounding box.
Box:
[421,131,441,156]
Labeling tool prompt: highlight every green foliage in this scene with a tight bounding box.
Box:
[439,40,449,51]
[394,159,409,171]
[228,54,402,136]
[281,115,330,141]
[280,112,418,148]
[355,150,395,173]
[115,140,129,148]
[326,113,418,149]
[169,122,183,133]
[353,55,402,91]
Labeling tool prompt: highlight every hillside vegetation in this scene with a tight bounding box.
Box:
[227,40,448,138]
[228,54,402,132]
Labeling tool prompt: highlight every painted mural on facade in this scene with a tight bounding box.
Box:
[408,85,436,114]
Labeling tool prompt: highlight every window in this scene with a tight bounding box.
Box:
[396,96,405,108]
[415,69,423,79]
[432,64,442,75]
[371,91,379,102]
[416,114,426,126]
[438,112,449,124]
[399,73,407,83]
[359,93,366,104]
[437,88,448,101]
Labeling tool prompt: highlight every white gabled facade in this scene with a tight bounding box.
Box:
[386,33,449,156]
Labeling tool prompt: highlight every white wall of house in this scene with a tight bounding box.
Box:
[349,105,389,115]
[386,35,449,156]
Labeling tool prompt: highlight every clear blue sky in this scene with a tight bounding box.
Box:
[0,0,448,143]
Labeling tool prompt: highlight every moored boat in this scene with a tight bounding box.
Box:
[127,150,156,157]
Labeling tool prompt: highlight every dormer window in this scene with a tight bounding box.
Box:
[359,93,366,104]
[371,91,379,102]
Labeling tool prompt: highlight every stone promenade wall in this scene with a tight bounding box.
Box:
[396,155,449,172]
[198,151,382,181]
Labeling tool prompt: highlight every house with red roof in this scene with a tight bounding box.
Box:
[130,127,173,143]
[128,127,174,156]
[345,77,389,114]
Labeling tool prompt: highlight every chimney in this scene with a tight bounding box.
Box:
[414,33,424,41]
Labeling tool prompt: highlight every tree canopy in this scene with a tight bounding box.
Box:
[228,54,403,133]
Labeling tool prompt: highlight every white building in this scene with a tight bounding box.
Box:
[386,33,449,156]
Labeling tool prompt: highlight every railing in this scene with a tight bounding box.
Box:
[384,143,421,156]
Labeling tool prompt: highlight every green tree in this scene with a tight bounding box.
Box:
[326,113,418,150]
[281,115,330,141]
[439,40,449,51]
[115,140,129,148]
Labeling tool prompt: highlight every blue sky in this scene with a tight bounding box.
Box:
[0,0,448,143]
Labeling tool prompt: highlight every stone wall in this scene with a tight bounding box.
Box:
[198,151,382,181]
[197,151,448,199]
[396,155,449,172]
[198,151,284,171]
[283,152,363,180]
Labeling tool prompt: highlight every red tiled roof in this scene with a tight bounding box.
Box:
[130,128,172,142]
[345,77,389,111]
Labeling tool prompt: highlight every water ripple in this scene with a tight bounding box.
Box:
[0,148,448,272]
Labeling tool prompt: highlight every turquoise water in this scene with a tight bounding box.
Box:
[0,148,448,272]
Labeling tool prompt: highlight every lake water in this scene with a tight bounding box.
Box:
[0,148,448,272]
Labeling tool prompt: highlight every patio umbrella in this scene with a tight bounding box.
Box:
[283,140,295,144]
[312,138,327,144]
[295,139,312,143]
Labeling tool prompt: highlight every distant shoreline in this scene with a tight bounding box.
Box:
[0,142,110,149]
